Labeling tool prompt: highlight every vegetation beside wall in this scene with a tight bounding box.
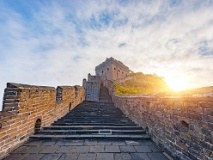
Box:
[114,72,170,95]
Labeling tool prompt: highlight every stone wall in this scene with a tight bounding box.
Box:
[111,95,213,160]
[95,57,130,81]
[88,74,101,82]
[83,58,131,102]
[85,82,100,101]
[83,73,101,102]
[0,83,85,159]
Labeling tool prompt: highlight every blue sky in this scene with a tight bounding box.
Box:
[1,0,213,109]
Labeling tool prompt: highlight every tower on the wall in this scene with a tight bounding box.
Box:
[95,57,130,81]
[83,57,130,101]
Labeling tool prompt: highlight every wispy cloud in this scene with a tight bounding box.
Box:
[1,0,213,109]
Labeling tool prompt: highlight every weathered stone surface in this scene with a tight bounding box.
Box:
[40,154,62,160]
[4,139,169,160]
[96,153,114,160]
[119,146,136,152]
[56,146,72,153]
[39,146,60,153]
[3,154,28,160]
[58,154,78,160]
[131,153,150,160]
[84,140,98,145]
[70,146,90,153]
[105,145,120,152]
[108,85,213,160]
[148,153,168,160]
[114,153,131,160]
[90,145,105,152]
[22,154,44,160]
[125,141,140,146]
[134,146,152,153]
[78,153,96,160]
[41,141,56,146]
[0,83,85,159]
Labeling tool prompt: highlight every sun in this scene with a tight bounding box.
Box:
[165,76,189,91]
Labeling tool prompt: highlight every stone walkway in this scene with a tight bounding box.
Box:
[3,139,169,160]
[3,87,171,160]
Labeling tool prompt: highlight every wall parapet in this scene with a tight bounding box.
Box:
[0,82,85,159]
[102,79,213,160]
[111,94,213,160]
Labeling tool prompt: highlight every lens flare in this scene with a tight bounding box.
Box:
[165,76,189,91]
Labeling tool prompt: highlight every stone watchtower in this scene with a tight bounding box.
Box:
[83,57,130,101]
[95,57,130,81]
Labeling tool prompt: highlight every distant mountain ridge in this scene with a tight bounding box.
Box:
[180,86,213,95]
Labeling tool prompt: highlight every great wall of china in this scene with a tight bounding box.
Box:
[0,57,212,160]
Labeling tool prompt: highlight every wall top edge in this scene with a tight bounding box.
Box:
[95,57,130,71]
[7,82,55,90]
[6,83,83,90]
[57,86,75,90]
[114,94,213,101]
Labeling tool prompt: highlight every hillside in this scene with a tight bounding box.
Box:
[175,86,213,96]
[114,72,170,95]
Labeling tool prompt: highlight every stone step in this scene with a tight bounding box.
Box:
[52,122,137,126]
[39,129,146,135]
[54,120,136,123]
[59,117,131,121]
[30,134,150,140]
[57,120,133,123]
[30,87,151,142]
[69,110,123,114]
[55,120,135,124]
[44,125,143,130]
[64,115,127,118]
[62,114,126,117]
[72,105,122,110]
[68,108,121,110]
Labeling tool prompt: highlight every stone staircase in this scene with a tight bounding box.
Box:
[30,87,150,140]
[99,86,112,102]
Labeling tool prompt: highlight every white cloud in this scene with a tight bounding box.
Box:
[1,0,213,110]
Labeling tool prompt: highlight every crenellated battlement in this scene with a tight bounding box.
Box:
[0,83,85,158]
[95,57,130,81]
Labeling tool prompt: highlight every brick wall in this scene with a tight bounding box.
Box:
[85,82,101,102]
[111,95,213,160]
[102,80,213,160]
[0,83,85,158]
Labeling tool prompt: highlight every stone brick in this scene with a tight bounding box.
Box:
[58,154,78,160]
[56,146,72,153]
[78,153,96,160]
[134,146,152,153]
[131,153,150,160]
[40,154,62,160]
[39,146,60,153]
[3,154,28,160]
[96,153,114,160]
[119,146,136,152]
[22,154,44,160]
[70,146,90,153]
[0,83,85,159]
[114,153,131,160]
[148,153,168,160]
[90,145,105,152]
[201,127,212,137]
[110,93,213,160]
[105,145,120,152]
